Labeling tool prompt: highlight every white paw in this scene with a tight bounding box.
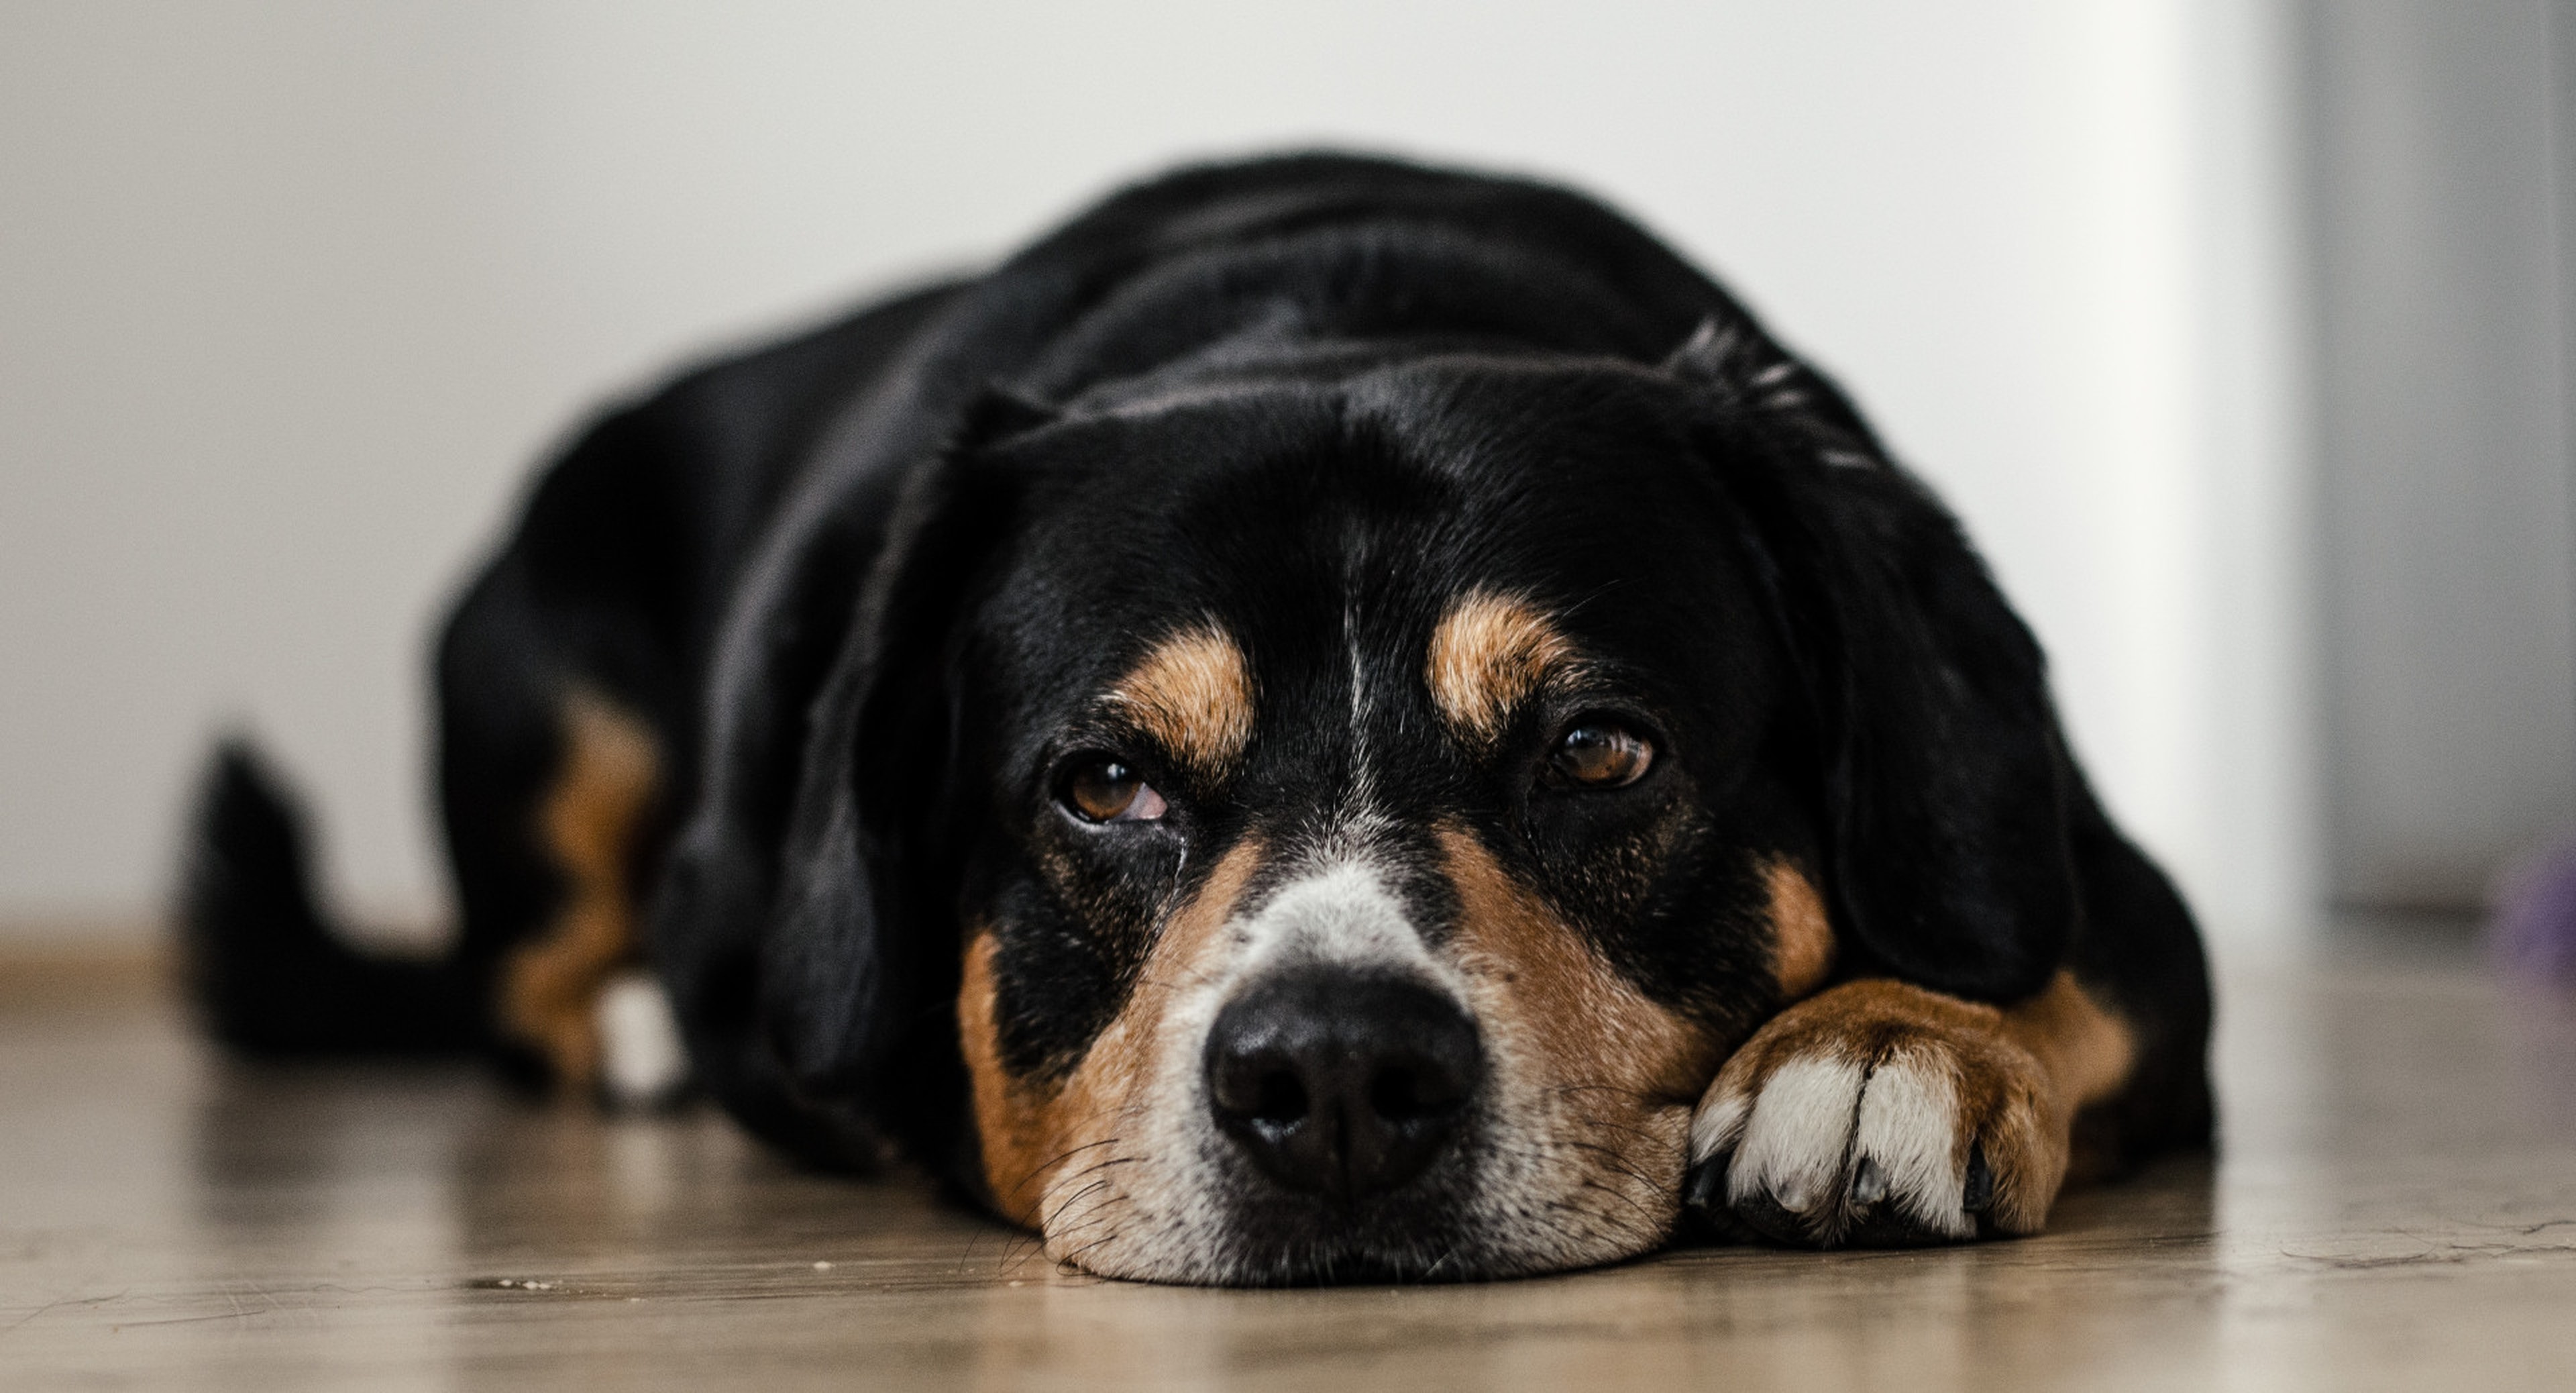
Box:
[1682,980,2068,1245]
[597,971,690,1108]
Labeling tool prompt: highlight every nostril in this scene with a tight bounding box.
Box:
[1210,1051,1311,1126]
[1367,1062,1460,1122]
[1368,1066,1417,1121]
[1250,1068,1307,1125]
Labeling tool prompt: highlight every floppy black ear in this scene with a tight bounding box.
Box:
[651,389,1038,1170]
[1678,318,2077,1002]
[755,441,1015,1125]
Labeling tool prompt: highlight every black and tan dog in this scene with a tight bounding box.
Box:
[184,154,2212,1286]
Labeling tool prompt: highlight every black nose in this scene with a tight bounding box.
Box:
[1203,968,1483,1201]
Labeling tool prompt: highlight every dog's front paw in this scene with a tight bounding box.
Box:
[1682,980,2070,1246]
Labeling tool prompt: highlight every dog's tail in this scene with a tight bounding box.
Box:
[180,739,484,1055]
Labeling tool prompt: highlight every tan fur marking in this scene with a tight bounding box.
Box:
[1426,590,1580,744]
[1999,971,2136,1113]
[958,930,1047,1225]
[1442,819,1721,1231]
[498,690,660,1092]
[1766,860,1835,999]
[1106,626,1254,776]
[964,838,1267,1229]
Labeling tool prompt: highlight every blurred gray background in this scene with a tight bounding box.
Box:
[1,1,2567,951]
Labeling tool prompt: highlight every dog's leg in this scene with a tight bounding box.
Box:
[494,688,672,1100]
[1683,972,2133,1245]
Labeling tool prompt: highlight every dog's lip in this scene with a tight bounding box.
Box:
[1201,1249,1481,1287]
[1195,1139,1497,1262]
[1190,1214,1495,1285]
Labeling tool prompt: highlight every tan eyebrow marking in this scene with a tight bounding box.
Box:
[1426,589,1581,743]
[1104,624,1255,776]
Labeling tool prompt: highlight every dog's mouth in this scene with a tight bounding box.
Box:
[1042,1094,1697,1287]
[1193,1159,1501,1287]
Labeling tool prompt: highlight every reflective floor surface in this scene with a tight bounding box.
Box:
[3,937,2573,1391]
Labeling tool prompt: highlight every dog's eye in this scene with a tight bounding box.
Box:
[1548,723,1654,788]
[1061,758,1169,823]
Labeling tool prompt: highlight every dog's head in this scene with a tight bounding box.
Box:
[663,323,2076,1284]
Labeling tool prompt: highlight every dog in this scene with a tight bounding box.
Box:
[183,153,2214,1286]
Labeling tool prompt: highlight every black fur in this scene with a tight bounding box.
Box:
[181,153,2212,1225]
[181,741,481,1054]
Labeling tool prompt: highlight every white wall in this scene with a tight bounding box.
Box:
[0,1,2312,945]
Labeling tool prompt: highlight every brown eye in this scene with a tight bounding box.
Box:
[1063,758,1169,823]
[1549,723,1654,788]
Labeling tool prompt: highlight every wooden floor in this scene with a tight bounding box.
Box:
[3,938,2574,1391]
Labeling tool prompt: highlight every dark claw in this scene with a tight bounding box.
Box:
[1962,1143,1994,1215]
[1682,1151,1729,1217]
[1839,1153,1958,1247]
[1729,1187,1811,1246]
[1849,1155,1888,1206]
[1675,1152,1755,1245]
